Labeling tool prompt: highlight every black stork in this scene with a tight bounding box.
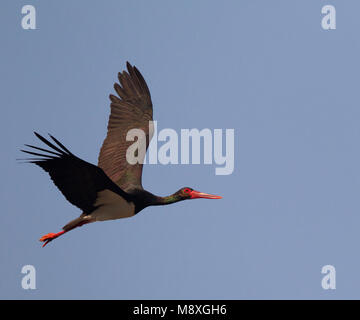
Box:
[21,62,222,247]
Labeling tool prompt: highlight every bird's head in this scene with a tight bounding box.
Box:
[176,187,222,200]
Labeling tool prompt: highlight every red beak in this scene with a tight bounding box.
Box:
[189,190,222,199]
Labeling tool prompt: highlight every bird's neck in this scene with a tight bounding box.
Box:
[154,193,182,205]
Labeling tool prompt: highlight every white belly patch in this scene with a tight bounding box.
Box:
[91,190,136,221]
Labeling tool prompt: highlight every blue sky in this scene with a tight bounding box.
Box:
[1,0,360,299]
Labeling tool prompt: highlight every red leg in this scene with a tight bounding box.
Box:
[39,219,93,247]
[39,230,66,247]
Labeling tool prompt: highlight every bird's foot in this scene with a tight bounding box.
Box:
[39,230,65,247]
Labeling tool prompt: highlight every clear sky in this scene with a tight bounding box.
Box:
[1,0,360,299]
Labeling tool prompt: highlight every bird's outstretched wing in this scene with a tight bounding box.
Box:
[21,132,131,214]
[98,62,153,190]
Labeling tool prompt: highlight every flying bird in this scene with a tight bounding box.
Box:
[21,62,222,247]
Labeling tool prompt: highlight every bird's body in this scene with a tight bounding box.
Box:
[21,62,221,247]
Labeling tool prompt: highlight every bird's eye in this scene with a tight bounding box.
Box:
[184,188,191,193]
